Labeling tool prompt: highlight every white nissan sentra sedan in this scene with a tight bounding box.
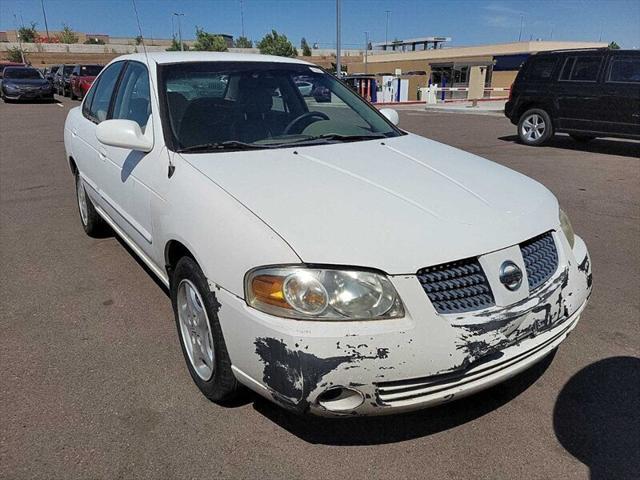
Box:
[64,52,592,416]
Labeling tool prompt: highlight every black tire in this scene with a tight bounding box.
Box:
[75,173,107,237]
[171,256,238,403]
[570,134,595,143]
[517,108,554,146]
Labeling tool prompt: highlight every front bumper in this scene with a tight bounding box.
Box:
[2,88,54,100]
[217,234,592,416]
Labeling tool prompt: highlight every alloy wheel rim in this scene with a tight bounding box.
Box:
[76,178,89,226]
[522,114,546,142]
[177,279,215,381]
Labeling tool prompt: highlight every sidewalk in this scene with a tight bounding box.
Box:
[424,99,506,115]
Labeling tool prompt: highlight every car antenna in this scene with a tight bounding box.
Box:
[131,0,175,178]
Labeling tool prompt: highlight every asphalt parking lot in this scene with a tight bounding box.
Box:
[1,96,638,480]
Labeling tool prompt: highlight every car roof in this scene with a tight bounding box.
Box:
[4,66,37,71]
[112,51,314,66]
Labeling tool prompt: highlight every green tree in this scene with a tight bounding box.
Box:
[5,46,25,63]
[57,24,78,44]
[234,36,253,48]
[135,35,143,45]
[257,30,298,57]
[166,35,190,51]
[84,38,105,45]
[192,28,228,51]
[17,22,38,43]
[608,41,620,49]
[301,37,312,56]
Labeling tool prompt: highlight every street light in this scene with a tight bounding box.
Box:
[385,10,391,46]
[336,0,341,78]
[40,0,50,41]
[364,31,369,74]
[173,12,184,51]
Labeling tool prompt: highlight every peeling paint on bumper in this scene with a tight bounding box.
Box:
[217,234,592,417]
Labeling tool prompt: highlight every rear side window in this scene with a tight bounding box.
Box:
[83,61,124,123]
[524,57,558,81]
[607,57,640,83]
[560,56,603,82]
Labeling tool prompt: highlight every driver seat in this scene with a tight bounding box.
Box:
[233,77,275,143]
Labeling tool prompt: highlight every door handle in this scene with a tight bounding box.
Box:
[71,128,78,136]
[98,148,107,160]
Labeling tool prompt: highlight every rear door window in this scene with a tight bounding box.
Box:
[524,57,558,81]
[607,57,640,83]
[560,56,603,82]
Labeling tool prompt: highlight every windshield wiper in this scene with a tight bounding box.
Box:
[177,141,273,153]
[283,133,387,146]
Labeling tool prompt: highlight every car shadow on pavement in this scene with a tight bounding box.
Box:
[114,235,170,296]
[497,135,640,159]
[252,350,556,445]
[553,356,640,480]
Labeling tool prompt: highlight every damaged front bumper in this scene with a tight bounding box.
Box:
[217,233,592,417]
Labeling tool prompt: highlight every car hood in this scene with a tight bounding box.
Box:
[183,133,559,274]
[3,78,49,87]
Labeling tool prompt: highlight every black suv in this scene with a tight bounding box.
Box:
[505,49,639,145]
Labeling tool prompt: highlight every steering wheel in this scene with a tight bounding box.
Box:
[283,111,330,135]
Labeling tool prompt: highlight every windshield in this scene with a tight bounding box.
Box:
[4,68,43,79]
[63,66,74,75]
[79,65,102,76]
[158,61,401,151]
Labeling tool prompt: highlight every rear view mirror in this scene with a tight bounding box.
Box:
[379,108,399,126]
[96,119,153,152]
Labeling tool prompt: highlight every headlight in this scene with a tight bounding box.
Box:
[246,266,404,320]
[559,208,575,249]
[4,84,17,90]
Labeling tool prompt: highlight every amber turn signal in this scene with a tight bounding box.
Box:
[250,275,291,309]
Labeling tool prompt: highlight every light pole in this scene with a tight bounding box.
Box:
[385,10,390,46]
[364,31,369,74]
[40,0,50,41]
[240,0,245,38]
[336,0,341,78]
[518,15,524,42]
[173,12,184,51]
[13,14,26,63]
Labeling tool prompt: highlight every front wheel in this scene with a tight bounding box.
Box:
[171,256,238,403]
[517,108,553,146]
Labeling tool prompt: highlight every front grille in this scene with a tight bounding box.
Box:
[521,232,558,291]
[417,257,495,314]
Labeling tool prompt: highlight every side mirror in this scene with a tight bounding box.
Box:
[379,108,399,126]
[96,119,153,152]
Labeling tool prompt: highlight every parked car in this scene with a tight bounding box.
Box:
[0,62,26,78]
[505,48,640,145]
[53,64,75,96]
[43,64,61,84]
[1,66,54,102]
[69,64,103,100]
[64,53,592,417]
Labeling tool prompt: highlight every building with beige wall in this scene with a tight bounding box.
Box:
[341,41,608,101]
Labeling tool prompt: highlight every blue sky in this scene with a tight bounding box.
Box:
[1,0,639,48]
